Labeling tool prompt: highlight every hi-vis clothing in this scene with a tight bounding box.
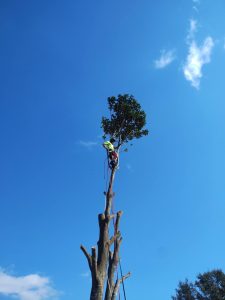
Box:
[103,141,114,152]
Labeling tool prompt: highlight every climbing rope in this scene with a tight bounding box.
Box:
[111,194,121,299]
[119,259,127,300]
[117,272,121,300]
[111,191,127,300]
[104,149,128,300]
[104,156,109,192]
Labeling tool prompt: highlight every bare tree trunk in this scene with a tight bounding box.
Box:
[81,165,130,300]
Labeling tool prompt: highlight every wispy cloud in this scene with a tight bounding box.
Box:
[154,49,176,69]
[183,19,214,89]
[0,270,57,300]
[187,19,198,41]
[192,0,200,13]
[183,38,214,89]
[81,272,90,278]
[193,6,199,13]
[77,140,98,149]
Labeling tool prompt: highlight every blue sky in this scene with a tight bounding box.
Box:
[1,0,225,299]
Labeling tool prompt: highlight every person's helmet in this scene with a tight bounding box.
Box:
[110,137,115,144]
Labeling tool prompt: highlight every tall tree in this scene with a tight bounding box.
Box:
[172,269,225,300]
[80,94,148,300]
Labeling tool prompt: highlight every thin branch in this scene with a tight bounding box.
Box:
[114,211,123,233]
[80,245,92,271]
[109,232,121,246]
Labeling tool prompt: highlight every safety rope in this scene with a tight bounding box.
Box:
[111,188,127,300]
[117,272,121,300]
[104,157,109,192]
[119,260,127,300]
[111,196,121,298]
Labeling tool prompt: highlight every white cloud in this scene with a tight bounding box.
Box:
[78,140,98,149]
[0,270,57,300]
[183,37,214,89]
[154,49,176,69]
[187,19,198,41]
[183,19,214,89]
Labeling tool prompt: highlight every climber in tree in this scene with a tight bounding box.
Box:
[103,138,119,169]
[81,94,149,300]
[108,150,118,169]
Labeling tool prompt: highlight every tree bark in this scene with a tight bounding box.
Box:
[81,163,130,300]
[104,211,122,300]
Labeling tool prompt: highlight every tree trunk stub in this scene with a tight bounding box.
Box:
[81,164,130,300]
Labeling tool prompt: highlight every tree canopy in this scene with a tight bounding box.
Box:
[172,270,225,300]
[101,94,148,148]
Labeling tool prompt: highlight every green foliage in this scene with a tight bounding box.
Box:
[172,280,196,300]
[172,270,225,300]
[101,94,148,147]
